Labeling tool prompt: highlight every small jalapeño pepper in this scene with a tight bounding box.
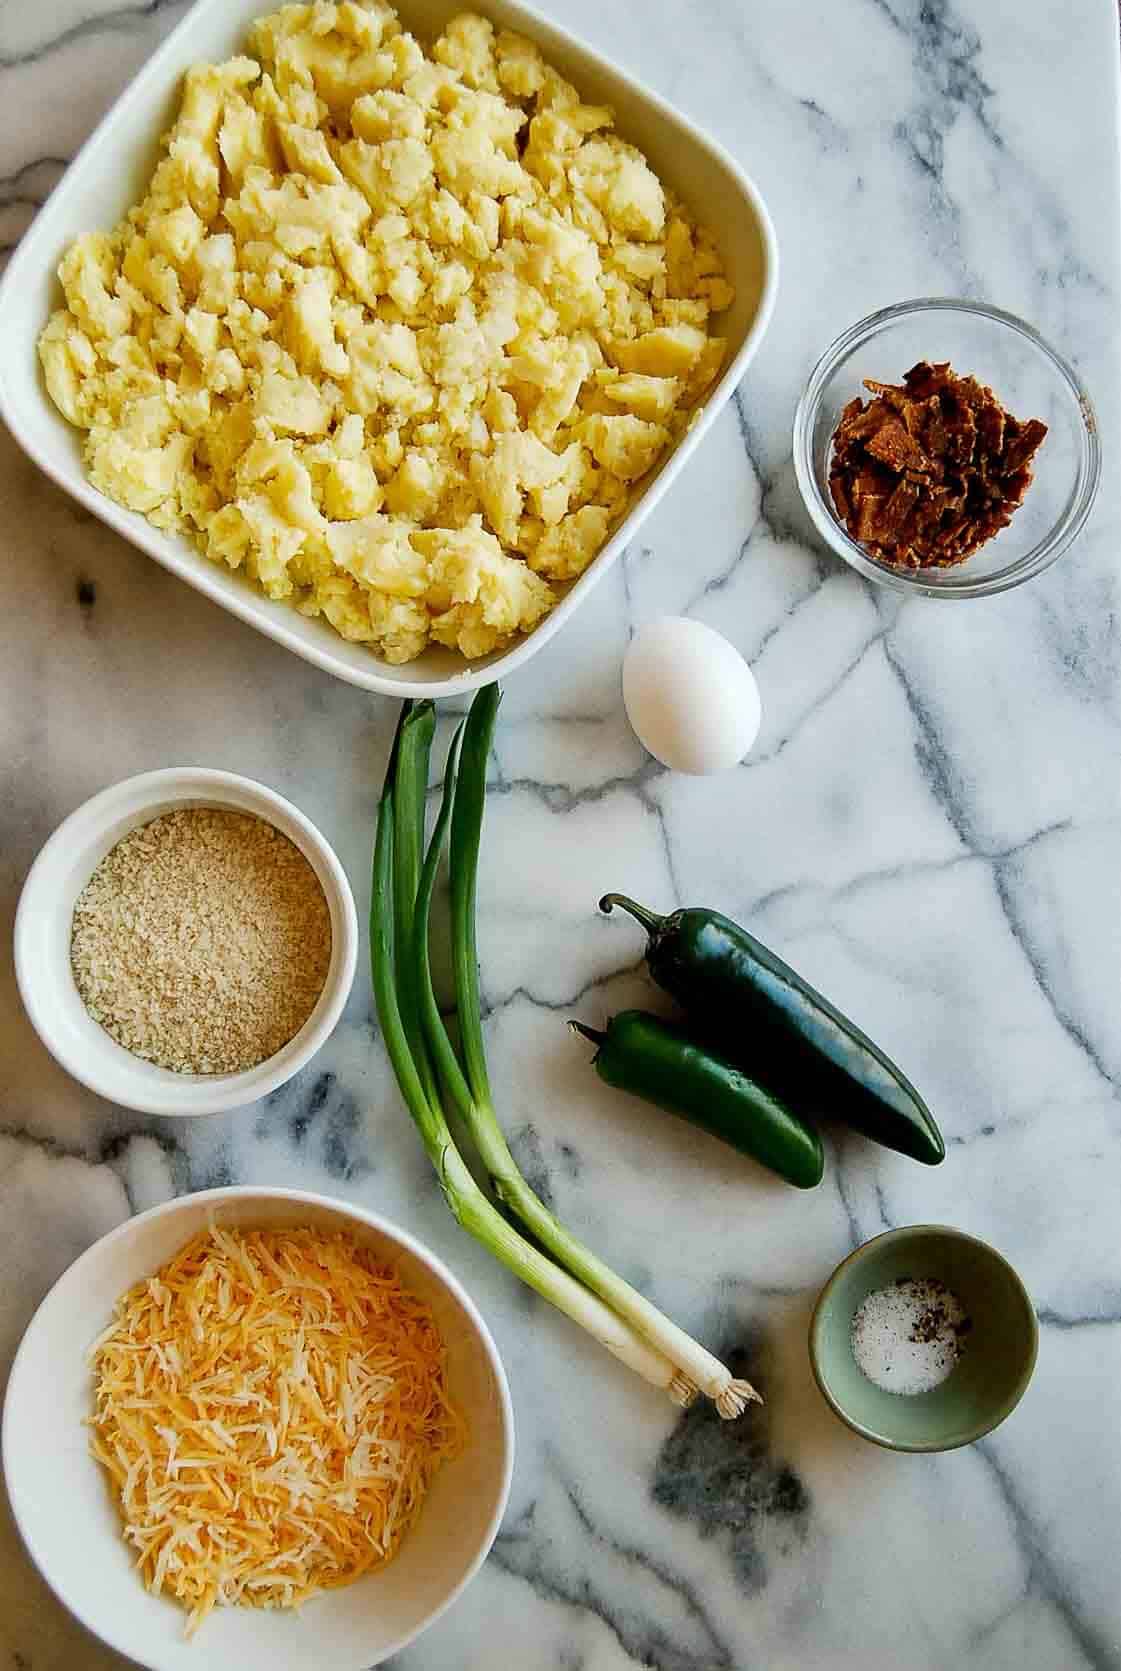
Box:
[571,1011,825,1189]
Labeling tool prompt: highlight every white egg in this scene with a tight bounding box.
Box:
[622,616,762,775]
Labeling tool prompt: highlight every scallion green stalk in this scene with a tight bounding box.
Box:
[434,686,761,1419]
[389,701,440,1113]
[372,719,685,1398]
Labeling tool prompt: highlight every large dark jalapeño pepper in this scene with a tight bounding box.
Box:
[599,894,945,1166]
[572,1011,824,1189]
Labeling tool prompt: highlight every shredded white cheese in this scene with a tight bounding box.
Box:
[89,1225,464,1636]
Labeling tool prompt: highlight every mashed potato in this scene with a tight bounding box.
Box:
[40,2,734,663]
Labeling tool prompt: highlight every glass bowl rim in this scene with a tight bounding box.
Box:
[791,296,1102,599]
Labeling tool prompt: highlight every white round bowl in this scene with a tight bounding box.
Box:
[2,1187,515,1671]
[13,768,359,1115]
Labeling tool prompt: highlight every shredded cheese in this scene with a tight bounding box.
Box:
[89,1225,464,1636]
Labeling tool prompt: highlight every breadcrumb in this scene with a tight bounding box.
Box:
[71,807,331,1073]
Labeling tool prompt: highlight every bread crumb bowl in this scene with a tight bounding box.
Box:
[14,767,358,1115]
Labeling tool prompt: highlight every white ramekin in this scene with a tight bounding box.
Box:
[14,768,358,1115]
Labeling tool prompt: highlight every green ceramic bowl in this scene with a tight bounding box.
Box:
[809,1225,1038,1452]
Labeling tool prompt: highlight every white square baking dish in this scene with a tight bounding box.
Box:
[0,0,777,699]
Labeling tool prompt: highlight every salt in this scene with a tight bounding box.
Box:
[850,1277,972,1396]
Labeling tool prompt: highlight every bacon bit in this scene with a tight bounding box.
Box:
[828,361,1048,569]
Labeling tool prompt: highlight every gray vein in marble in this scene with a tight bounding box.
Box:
[974,1441,1119,1671]
[675,398,825,626]
[704,0,852,160]
[754,625,889,767]
[506,1122,557,1213]
[97,1126,190,1199]
[272,1069,366,1181]
[1036,1305,1121,1332]
[189,1149,236,1191]
[881,637,1119,1090]
[618,534,643,629]
[652,1336,810,1590]
[946,1119,1000,1148]
[728,562,829,675]
[0,1119,92,1165]
[721,1279,820,1304]
[743,817,1103,935]
[491,1465,735,1671]
[680,522,757,625]
[498,709,620,731]
[489,747,685,905]
[728,389,827,557]
[869,0,1113,316]
[871,1176,894,1230]
[1,1114,179,1172]
[1033,588,1121,713]
[0,1118,191,1211]
[879,0,998,141]
[867,0,995,296]
[481,956,647,1026]
[794,95,849,150]
[989,860,1117,1091]
[0,154,68,256]
[503,1128,585,1220]
[489,759,665,818]
[830,1143,865,1251]
[0,154,69,196]
[881,636,973,847]
[0,0,183,70]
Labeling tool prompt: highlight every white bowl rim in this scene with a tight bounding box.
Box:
[0,0,778,698]
[1,1184,516,1670]
[13,767,359,1115]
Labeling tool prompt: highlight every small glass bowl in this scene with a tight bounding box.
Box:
[792,298,1101,598]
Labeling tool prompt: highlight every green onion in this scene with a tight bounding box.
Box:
[372,704,686,1398]
[389,701,439,1113]
[449,685,499,1111]
[432,686,761,1419]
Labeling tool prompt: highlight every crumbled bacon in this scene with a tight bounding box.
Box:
[827,361,1047,570]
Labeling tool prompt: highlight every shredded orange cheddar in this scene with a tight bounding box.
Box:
[89,1225,464,1636]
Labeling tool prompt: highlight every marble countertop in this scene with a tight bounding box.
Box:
[3,0,1120,1667]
